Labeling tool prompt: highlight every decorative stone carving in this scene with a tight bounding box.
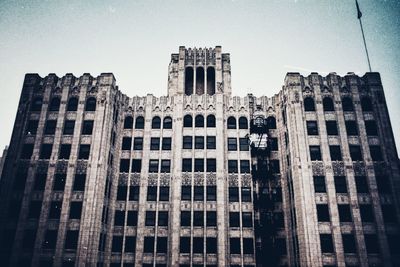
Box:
[76,160,88,174]
[56,161,68,173]
[312,162,325,176]
[182,172,192,185]
[332,162,345,176]
[206,173,217,185]
[119,173,128,185]
[228,174,239,187]
[353,162,366,175]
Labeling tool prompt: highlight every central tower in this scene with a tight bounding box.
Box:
[167,46,232,96]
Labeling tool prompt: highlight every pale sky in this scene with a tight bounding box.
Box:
[0,0,399,151]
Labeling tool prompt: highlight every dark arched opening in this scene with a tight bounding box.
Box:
[185,67,194,95]
[31,97,43,111]
[196,67,205,95]
[323,97,335,112]
[342,97,354,111]
[49,97,61,111]
[183,115,193,127]
[135,116,144,129]
[361,97,373,112]
[67,97,78,111]
[152,116,161,129]
[195,115,204,127]
[207,67,215,95]
[124,116,133,129]
[207,115,216,127]
[163,117,172,129]
[266,116,277,129]
[85,97,96,111]
[239,117,248,129]
[227,117,236,129]
[304,97,316,112]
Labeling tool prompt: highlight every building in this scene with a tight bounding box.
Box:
[0,146,8,181]
[0,46,399,267]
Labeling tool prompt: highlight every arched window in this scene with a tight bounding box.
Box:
[239,117,248,129]
[185,67,194,96]
[361,97,373,112]
[207,115,216,128]
[266,116,276,129]
[323,97,335,112]
[195,115,204,127]
[85,97,96,111]
[342,97,354,111]
[207,67,215,95]
[31,97,43,111]
[227,117,236,129]
[183,115,193,127]
[196,67,205,95]
[67,97,78,111]
[163,117,172,129]
[304,97,315,111]
[124,116,133,129]
[135,116,144,129]
[152,116,161,129]
[48,97,61,111]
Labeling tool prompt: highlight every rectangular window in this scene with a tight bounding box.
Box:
[329,145,342,161]
[180,211,190,226]
[44,120,57,135]
[241,187,251,202]
[180,237,190,253]
[309,146,322,161]
[376,176,391,194]
[206,158,216,172]
[313,176,326,193]
[195,136,204,149]
[345,121,358,136]
[242,212,253,227]
[229,212,240,227]
[145,211,156,226]
[26,120,39,135]
[129,186,140,201]
[207,136,216,149]
[381,204,397,223]
[21,144,34,159]
[182,158,192,172]
[73,174,86,191]
[181,186,191,200]
[120,159,130,172]
[193,237,204,253]
[59,144,71,159]
[326,121,338,135]
[360,204,374,222]
[40,144,53,159]
[364,234,380,254]
[243,238,254,254]
[183,136,192,149]
[206,237,217,254]
[64,230,79,250]
[349,145,363,161]
[334,176,347,193]
[42,230,57,249]
[229,187,239,202]
[78,144,90,159]
[149,159,159,173]
[239,137,249,151]
[82,120,94,135]
[193,211,204,226]
[53,173,66,191]
[206,211,217,227]
[316,204,330,222]
[338,204,352,222]
[342,234,356,253]
[117,186,127,200]
[127,211,138,226]
[147,186,157,201]
[111,235,123,252]
[122,137,132,150]
[28,201,42,218]
[206,186,216,201]
[131,159,141,172]
[150,138,160,150]
[269,137,278,151]
[228,160,238,173]
[34,173,47,190]
[133,137,143,150]
[157,236,167,253]
[194,158,204,172]
[158,211,168,226]
[194,186,204,201]
[125,236,136,253]
[49,201,62,219]
[320,234,334,253]
[240,160,250,173]
[355,176,369,193]
[160,160,171,173]
[114,210,125,226]
[230,238,241,254]
[159,186,169,201]
[143,236,155,253]
[162,137,172,150]
[369,145,383,161]
[306,121,318,135]
[63,120,75,135]
[228,138,237,151]
[365,120,378,136]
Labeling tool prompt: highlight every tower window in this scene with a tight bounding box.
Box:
[365,120,378,136]
[240,138,249,151]
[129,186,140,201]
[78,144,90,159]
[53,173,66,190]
[243,238,254,254]
[149,159,159,173]
[159,186,169,201]
[180,237,190,253]
[40,144,53,159]
[182,158,192,172]
[163,116,172,129]
[207,115,216,127]
[135,116,144,129]
[228,138,237,151]
[313,176,326,193]
[227,117,236,129]
[228,160,238,173]
[131,159,141,172]
[181,211,190,226]
[229,212,240,227]
[345,121,358,136]
[63,120,75,135]
[338,204,352,222]
[207,237,217,254]
[48,97,60,111]
[114,210,125,226]
[183,115,193,127]
[342,97,354,111]
[59,144,71,159]
[242,212,253,227]
[355,176,369,193]
[85,97,96,111]
[162,137,172,150]
[349,145,363,161]
[181,186,191,200]
[67,97,78,111]
[317,204,330,222]
[240,160,250,173]
[121,137,132,150]
[21,144,34,159]
[125,236,136,253]
[334,176,347,193]
[323,97,335,111]
[329,145,342,161]
[124,116,133,129]
[206,186,216,201]
[342,234,356,253]
[145,211,156,226]
[26,120,39,135]
[150,138,160,150]
[369,145,383,161]
[194,186,204,201]
[207,136,216,149]
[304,97,315,111]
[143,236,155,253]
[185,67,194,95]
[194,158,204,172]
[158,211,169,226]
[266,116,277,129]
[229,187,239,202]
[207,67,215,95]
[239,117,248,129]
[195,136,204,149]
[309,146,322,161]
[157,236,168,253]
[230,238,241,254]
[207,158,216,172]
[195,115,204,127]
[364,234,379,254]
[360,204,374,222]
[133,137,143,150]
[73,174,86,191]
[82,120,94,135]
[326,121,338,135]
[193,211,203,226]
[160,160,171,173]
[44,120,57,135]
[30,97,43,111]
[361,97,373,112]
[42,230,57,249]
[306,121,318,135]
[183,136,192,149]
[152,116,161,129]
[196,67,205,95]
[320,234,334,253]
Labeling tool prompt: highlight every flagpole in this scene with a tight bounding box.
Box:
[356,0,372,72]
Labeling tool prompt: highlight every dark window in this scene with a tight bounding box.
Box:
[276,238,287,255]
[147,186,157,201]
[381,204,397,223]
[40,144,53,159]
[143,236,155,253]
[195,136,204,149]
[122,137,132,150]
[242,212,253,227]
[135,116,144,129]
[228,138,237,151]
[162,137,172,150]
[320,234,334,253]
[207,237,217,254]
[304,97,315,111]
[269,137,278,151]
[158,211,169,226]
[73,174,86,191]
[69,202,82,219]
[359,204,374,222]
[180,237,190,253]
[243,238,254,254]
[266,116,277,129]
[334,176,347,193]
[369,145,383,161]
[193,237,203,253]
[229,212,240,227]
[63,120,75,135]
[78,144,90,159]
[21,144,34,159]
[31,97,43,111]
[183,136,192,149]
[195,115,204,127]
[163,116,172,129]
[306,121,318,135]
[181,211,190,226]
[365,120,378,136]
[349,145,363,161]
[114,210,125,226]
[150,138,160,150]
[230,238,241,254]
[149,159,159,173]
[82,120,94,135]
[157,236,168,253]
[67,97,78,111]
[182,158,192,172]
[387,235,400,255]
[145,211,156,226]
[42,230,57,249]
[240,160,250,173]
[239,138,249,151]
[227,117,236,129]
[133,137,143,150]
[53,173,66,190]
[309,146,322,161]
[49,201,62,219]
[119,159,130,172]
[194,158,204,172]
[355,176,369,193]
[317,204,330,222]
[342,234,356,253]
[28,201,42,218]
[364,234,379,254]
[13,171,27,191]
[194,211,204,226]
[376,176,391,194]
[326,121,338,135]
[59,144,71,159]
[342,97,354,111]
[338,205,352,222]
[111,235,123,252]
[207,186,216,201]
[181,186,191,200]
[207,115,216,127]
[85,97,96,111]
[125,236,136,253]
[26,120,39,135]
[274,212,284,228]
[239,117,248,129]
[44,120,57,135]
[314,176,326,193]
[127,211,138,226]
[207,211,217,227]
[207,136,216,149]
[152,116,161,129]
[323,97,334,111]
[228,160,238,173]
[117,186,128,200]
[194,186,204,201]
[183,115,192,127]
[124,116,133,129]
[49,97,60,111]
[229,187,239,202]
[329,145,342,161]
[159,186,169,201]
[129,186,140,201]
[206,158,216,172]
[345,121,358,136]
[160,160,171,173]
[361,97,373,112]
[34,173,47,190]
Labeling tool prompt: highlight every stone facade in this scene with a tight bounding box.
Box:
[0,46,399,267]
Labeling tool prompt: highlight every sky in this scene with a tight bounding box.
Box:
[0,0,399,151]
